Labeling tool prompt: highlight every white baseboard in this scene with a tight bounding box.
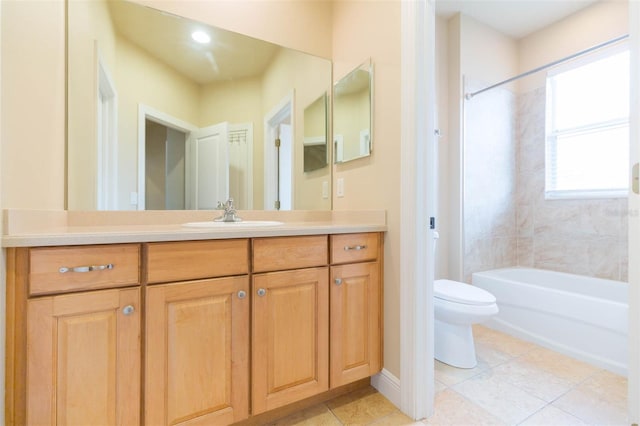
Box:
[371,368,401,408]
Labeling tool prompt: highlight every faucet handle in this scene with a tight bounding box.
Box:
[216,201,226,210]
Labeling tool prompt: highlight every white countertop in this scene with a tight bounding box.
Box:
[2,209,387,247]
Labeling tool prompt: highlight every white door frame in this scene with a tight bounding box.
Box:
[264,91,295,210]
[399,0,435,420]
[96,47,118,210]
[137,105,197,210]
[628,1,639,422]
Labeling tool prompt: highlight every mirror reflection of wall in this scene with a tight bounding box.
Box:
[303,92,328,173]
[333,60,373,164]
[67,0,332,211]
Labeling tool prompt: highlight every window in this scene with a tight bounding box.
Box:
[545,47,629,199]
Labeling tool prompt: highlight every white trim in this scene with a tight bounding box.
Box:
[628,0,639,422]
[303,136,326,146]
[400,0,435,421]
[96,45,118,211]
[371,369,401,408]
[137,104,197,210]
[263,91,294,210]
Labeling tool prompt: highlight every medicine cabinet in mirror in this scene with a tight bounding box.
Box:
[333,59,373,164]
[67,0,332,211]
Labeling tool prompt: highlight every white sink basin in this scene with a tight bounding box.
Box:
[182,220,284,228]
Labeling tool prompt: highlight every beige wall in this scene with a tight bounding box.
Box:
[332,0,402,378]
[518,1,628,92]
[0,0,402,392]
[1,0,65,210]
[262,47,332,211]
[116,35,201,209]
[67,0,117,210]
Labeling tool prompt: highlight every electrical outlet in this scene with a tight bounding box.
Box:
[322,181,329,199]
[337,178,344,197]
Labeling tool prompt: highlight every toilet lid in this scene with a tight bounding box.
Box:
[434,279,496,306]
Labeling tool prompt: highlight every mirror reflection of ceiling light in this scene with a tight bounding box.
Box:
[191,31,211,44]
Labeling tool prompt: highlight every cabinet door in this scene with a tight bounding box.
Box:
[252,267,329,414]
[330,262,381,387]
[27,287,141,425]
[145,276,249,425]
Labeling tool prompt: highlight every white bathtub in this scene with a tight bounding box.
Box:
[472,267,628,376]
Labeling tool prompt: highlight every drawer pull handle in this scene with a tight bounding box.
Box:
[335,278,343,286]
[122,305,135,316]
[257,288,267,297]
[59,264,114,274]
[344,245,366,251]
[237,290,247,299]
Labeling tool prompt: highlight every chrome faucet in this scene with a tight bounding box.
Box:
[214,198,243,222]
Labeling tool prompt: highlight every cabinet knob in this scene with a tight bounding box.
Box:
[237,290,247,299]
[122,305,135,316]
[334,278,343,286]
[257,288,267,297]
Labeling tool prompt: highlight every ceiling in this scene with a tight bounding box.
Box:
[435,0,599,39]
[108,0,279,85]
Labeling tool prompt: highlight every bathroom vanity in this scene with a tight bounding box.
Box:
[3,210,385,425]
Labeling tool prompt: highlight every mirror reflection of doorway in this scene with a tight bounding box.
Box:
[138,105,254,210]
[145,120,187,210]
[264,93,294,210]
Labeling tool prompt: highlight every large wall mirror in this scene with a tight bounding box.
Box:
[333,59,373,164]
[67,0,332,211]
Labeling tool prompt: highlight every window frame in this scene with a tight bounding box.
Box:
[544,43,630,200]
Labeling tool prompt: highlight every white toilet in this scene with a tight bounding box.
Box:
[434,279,498,368]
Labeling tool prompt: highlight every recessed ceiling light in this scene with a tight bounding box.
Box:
[192,31,211,44]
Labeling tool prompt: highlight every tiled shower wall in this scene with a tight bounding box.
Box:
[463,83,518,283]
[516,87,628,281]
[463,84,628,283]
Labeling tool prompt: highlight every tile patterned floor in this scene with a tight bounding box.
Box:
[270,325,628,426]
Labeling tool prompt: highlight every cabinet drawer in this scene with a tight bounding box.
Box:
[29,244,140,295]
[253,235,328,273]
[331,233,380,264]
[147,239,249,283]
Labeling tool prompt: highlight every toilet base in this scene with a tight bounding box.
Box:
[434,319,477,368]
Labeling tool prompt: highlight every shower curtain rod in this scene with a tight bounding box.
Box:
[464,34,629,100]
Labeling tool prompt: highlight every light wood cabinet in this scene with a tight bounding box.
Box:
[252,267,329,414]
[6,232,383,426]
[27,287,141,425]
[145,276,249,425]
[6,245,142,426]
[330,262,381,387]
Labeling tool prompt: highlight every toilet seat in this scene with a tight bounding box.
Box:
[435,279,496,306]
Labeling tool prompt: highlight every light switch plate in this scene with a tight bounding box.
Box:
[337,178,344,197]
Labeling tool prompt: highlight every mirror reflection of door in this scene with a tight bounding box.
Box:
[264,95,293,210]
[188,122,230,210]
